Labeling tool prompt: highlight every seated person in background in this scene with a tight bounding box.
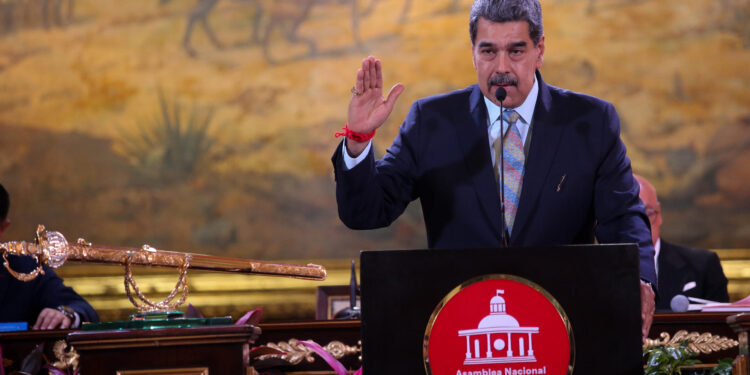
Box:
[634,175,729,311]
[0,183,99,329]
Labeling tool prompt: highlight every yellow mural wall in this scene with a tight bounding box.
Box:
[1,0,749,262]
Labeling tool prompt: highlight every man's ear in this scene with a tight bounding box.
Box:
[535,35,545,69]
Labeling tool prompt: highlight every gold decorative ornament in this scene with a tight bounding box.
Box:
[257,339,361,365]
[0,225,327,312]
[325,340,362,360]
[124,250,191,312]
[2,252,44,281]
[643,330,740,354]
[51,340,79,372]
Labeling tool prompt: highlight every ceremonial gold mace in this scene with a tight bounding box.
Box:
[1,225,326,312]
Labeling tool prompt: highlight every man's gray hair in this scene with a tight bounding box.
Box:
[469,0,543,45]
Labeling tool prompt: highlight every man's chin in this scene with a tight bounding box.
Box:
[501,97,521,108]
[497,86,520,107]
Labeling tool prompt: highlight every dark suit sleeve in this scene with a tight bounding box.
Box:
[34,266,99,323]
[703,251,730,303]
[1,256,98,325]
[592,103,657,286]
[332,102,421,230]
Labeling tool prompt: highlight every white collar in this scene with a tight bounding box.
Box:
[654,238,661,277]
[483,74,539,129]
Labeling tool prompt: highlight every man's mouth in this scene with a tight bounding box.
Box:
[489,74,518,88]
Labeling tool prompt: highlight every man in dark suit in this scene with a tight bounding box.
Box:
[634,175,729,311]
[0,183,99,329]
[332,0,655,337]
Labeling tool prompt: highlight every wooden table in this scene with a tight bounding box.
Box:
[7,315,744,374]
[649,312,741,364]
[67,325,260,374]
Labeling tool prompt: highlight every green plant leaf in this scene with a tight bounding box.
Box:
[116,89,216,184]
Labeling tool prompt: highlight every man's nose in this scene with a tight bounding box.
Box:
[495,52,511,73]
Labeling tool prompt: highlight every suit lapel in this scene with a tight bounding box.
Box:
[454,85,503,239]
[511,73,565,244]
[658,241,688,297]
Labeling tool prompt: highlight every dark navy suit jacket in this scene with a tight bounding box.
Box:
[0,254,99,326]
[656,240,729,311]
[333,73,656,285]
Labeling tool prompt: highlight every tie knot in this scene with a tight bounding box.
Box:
[502,110,521,125]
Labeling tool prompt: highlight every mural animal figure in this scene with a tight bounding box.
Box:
[360,0,460,25]
[41,0,73,28]
[0,0,73,35]
[167,0,382,63]
[164,0,256,57]
[166,0,466,62]
[258,0,466,63]
[182,0,225,57]
[259,0,338,64]
[0,0,15,34]
[358,0,461,24]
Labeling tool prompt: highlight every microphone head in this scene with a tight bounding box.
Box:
[670,294,689,312]
[495,87,507,102]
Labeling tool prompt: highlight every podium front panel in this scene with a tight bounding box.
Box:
[360,245,642,375]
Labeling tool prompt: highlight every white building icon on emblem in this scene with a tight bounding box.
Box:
[457,290,539,365]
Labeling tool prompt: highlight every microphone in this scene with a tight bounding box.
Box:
[333,260,361,320]
[669,294,716,312]
[495,87,507,102]
[670,294,690,312]
[495,87,509,247]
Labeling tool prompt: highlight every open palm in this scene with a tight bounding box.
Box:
[346,56,405,136]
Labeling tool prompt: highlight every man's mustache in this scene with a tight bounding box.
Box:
[488,74,518,87]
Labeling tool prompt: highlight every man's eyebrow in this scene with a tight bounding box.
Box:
[476,40,528,49]
[507,41,528,49]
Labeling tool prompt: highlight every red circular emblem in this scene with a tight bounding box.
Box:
[424,275,574,375]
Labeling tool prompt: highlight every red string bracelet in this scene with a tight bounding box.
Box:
[334,124,376,143]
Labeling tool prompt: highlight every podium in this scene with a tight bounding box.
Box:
[359,245,643,375]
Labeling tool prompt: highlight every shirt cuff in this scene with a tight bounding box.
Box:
[57,305,81,328]
[342,139,372,170]
[71,311,81,328]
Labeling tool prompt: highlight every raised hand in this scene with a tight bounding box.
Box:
[345,56,405,156]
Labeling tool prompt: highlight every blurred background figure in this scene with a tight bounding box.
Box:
[634,174,730,312]
[0,183,99,329]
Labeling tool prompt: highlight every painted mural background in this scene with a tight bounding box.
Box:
[1,0,749,261]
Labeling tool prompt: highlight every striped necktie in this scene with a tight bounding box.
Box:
[493,110,524,235]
